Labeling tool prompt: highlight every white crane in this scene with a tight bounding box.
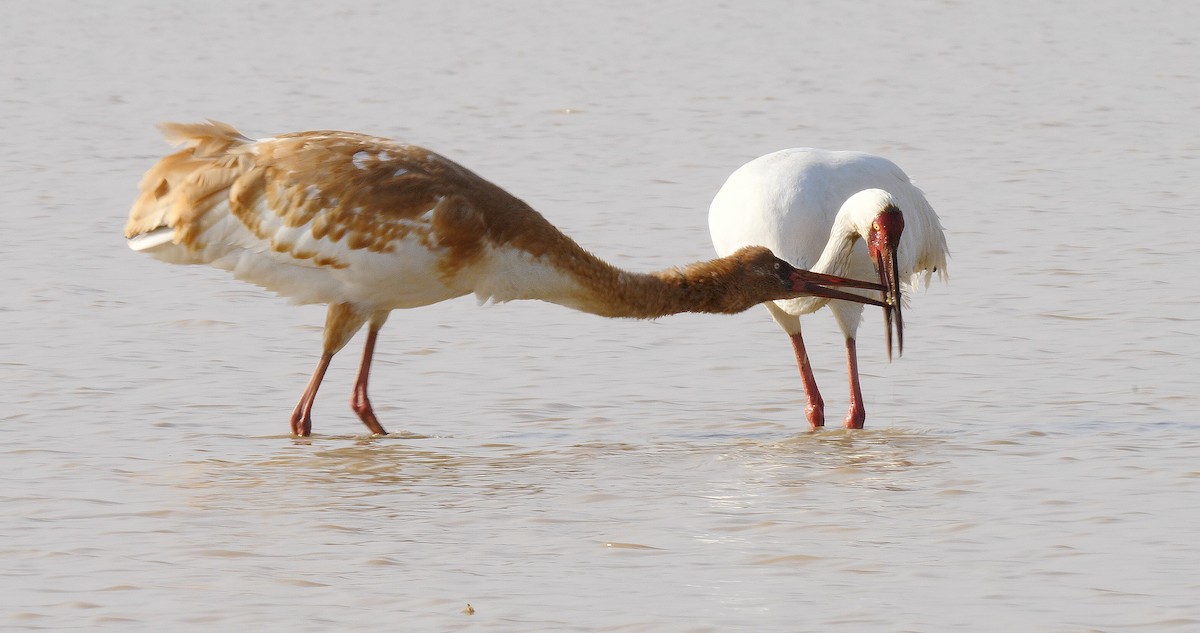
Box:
[709,148,948,429]
[125,123,889,437]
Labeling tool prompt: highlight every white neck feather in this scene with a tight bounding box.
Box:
[809,189,892,276]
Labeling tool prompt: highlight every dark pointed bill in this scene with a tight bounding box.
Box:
[875,248,904,361]
[788,269,889,308]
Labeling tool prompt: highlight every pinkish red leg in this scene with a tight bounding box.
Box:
[349,325,388,436]
[290,352,333,437]
[789,332,825,429]
[843,338,866,429]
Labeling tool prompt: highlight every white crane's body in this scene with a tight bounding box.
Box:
[709,148,948,429]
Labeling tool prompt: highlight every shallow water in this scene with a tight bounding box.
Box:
[2,1,1199,631]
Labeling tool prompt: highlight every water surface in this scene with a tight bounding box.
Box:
[2,1,1198,631]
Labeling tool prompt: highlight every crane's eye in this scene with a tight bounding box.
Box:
[872,222,881,231]
[773,261,781,271]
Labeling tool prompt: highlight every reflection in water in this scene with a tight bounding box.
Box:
[185,438,559,510]
[9,415,1200,631]
[722,428,947,492]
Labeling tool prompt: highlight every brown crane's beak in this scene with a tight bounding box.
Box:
[788,269,887,308]
[868,207,905,361]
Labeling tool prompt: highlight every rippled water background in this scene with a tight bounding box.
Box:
[3,1,1199,631]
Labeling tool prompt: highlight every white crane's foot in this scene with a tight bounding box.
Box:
[805,400,825,429]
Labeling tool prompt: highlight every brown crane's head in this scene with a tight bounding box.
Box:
[719,246,890,313]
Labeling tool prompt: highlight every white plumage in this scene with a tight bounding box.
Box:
[709,148,948,429]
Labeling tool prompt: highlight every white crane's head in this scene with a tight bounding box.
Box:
[844,189,906,360]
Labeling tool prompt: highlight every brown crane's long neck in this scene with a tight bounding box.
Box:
[457,192,777,320]
[537,250,773,319]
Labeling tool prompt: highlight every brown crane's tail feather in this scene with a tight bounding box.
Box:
[124,121,252,248]
[157,120,252,156]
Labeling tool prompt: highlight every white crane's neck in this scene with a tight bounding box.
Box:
[808,188,897,277]
[810,211,863,277]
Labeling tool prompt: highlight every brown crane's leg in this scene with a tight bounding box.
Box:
[842,337,866,429]
[788,331,825,429]
[349,314,389,436]
[290,353,333,436]
[288,303,368,437]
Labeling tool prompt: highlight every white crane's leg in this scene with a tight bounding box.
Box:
[842,337,866,429]
[788,330,826,428]
[290,303,368,437]
[349,311,390,436]
[766,304,824,429]
[829,300,868,429]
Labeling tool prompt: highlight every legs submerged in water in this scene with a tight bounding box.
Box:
[289,303,389,437]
